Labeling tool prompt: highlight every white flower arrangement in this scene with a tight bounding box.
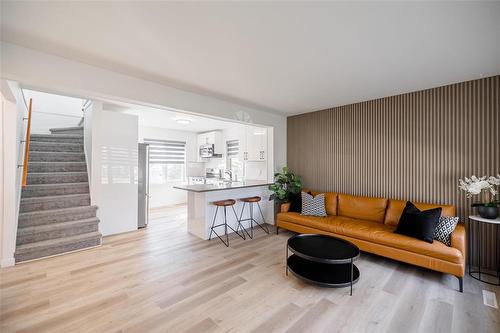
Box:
[458,175,500,201]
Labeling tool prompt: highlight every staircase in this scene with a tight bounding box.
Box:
[15,126,101,263]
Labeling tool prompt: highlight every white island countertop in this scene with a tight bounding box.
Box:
[174,180,274,193]
[174,180,274,240]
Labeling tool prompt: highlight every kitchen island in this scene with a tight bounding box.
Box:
[174,181,274,240]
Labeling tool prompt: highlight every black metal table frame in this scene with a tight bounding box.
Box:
[468,216,500,286]
[285,238,360,296]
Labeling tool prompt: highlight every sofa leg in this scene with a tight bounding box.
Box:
[458,276,463,292]
[276,226,279,235]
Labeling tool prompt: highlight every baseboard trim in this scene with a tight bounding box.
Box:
[1,257,16,268]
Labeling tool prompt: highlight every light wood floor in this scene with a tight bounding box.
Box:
[1,205,499,333]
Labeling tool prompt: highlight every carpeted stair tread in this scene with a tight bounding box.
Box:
[29,141,84,152]
[18,205,98,227]
[28,162,87,173]
[20,193,90,213]
[29,151,86,162]
[30,133,83,142]
[50,126,84,132]
[16,231,101,251]
[15,232,101,262]
[50,127,84,135]
[26,171,88,184]
[22,182,89,197]
[16,218,99,245]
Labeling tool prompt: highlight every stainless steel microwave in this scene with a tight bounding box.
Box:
[199,144,214,158]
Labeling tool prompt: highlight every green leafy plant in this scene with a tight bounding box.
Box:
[269,166,302,204]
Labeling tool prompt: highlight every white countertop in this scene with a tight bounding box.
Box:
[469,215,500,224]
[174,180,273,193]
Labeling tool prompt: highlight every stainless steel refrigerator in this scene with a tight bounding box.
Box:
[138,143,150,228]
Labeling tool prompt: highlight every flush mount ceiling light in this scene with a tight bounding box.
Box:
[175,118,192,125]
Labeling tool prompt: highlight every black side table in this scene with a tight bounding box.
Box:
[468,215,500,286]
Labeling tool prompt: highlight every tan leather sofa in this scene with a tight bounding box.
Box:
[277,192,466,291]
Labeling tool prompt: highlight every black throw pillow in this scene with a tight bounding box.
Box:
[289,191,309,212]
[395,202,442,243]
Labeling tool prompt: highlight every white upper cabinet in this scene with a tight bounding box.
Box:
[244,126,267,161]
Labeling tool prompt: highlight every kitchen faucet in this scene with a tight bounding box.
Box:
[224,170,233,181]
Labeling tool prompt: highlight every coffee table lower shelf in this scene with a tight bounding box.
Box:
[287,254,360,288]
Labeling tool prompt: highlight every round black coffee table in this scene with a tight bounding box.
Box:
[286,234,360,295]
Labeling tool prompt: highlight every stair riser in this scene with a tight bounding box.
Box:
[22,184,89,198]
[28,163,87,173]
[50,129,84,135]
[27,173,88,185]
[30,143,83,153]
[29,152,85,162]
[30,136,83,144]
[18,207,98,227]
[15,236,101,262]
[20,196,90,213]
[17,223,98,245]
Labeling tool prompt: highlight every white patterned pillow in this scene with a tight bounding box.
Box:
[433,216,459,246]
[301,192,327,217]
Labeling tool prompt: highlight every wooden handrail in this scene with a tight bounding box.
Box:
[22,98,33,187]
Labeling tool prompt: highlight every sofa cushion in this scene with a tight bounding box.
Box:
[330,216,463,264]
[288,192,303,212]
[384,199,456,226]
[301,192,327,217]
[310,191,338,215]
[395,202,442,243]
[337,194,387,223]
[278,212,337,233]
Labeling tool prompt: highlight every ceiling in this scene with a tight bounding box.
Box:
[1,2,499,115]
[103,101,247,133]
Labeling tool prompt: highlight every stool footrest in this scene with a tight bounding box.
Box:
[208,203,246,247]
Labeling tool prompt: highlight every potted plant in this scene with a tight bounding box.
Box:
[459,175,500,219]
[269,166,302,212]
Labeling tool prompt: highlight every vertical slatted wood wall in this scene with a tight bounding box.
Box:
[287,76,500,270]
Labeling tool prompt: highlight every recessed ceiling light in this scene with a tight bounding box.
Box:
[176,119,191,125]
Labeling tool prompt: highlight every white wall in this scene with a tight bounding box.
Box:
[139,126,198,208]
[0,42,287,175]
[23,89,82,134]
[90,104,139,236]
[0,80,27,267]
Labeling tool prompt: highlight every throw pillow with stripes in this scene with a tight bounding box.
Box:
[301,192,327,217]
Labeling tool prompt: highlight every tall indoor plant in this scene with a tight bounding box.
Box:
[459,175,500,219]
[269,166,302,205]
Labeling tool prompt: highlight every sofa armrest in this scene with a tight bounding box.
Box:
[451,223,466,259]
[280,202,291,213]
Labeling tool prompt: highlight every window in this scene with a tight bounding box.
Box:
[226,140,243,180]
[145,139,186,184]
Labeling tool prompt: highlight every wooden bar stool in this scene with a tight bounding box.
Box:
[238,196,270,239]
[209,199,246,247]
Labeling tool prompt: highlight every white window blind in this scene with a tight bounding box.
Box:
[144,139,186,164]
[227,139,239,157]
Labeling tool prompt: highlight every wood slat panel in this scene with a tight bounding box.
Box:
[287,76,500,270]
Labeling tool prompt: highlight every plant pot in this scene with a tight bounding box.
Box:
[478,205,499,219]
